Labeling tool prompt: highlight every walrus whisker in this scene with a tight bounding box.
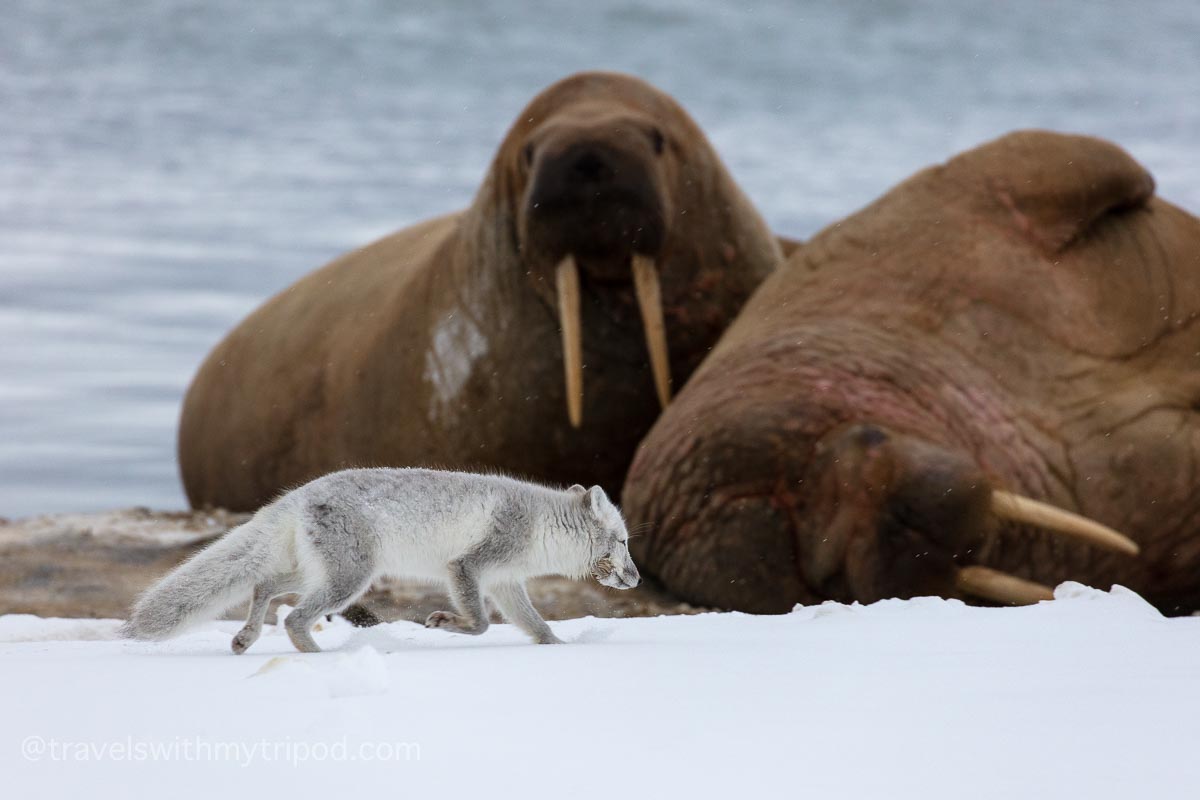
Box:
[955,565,1055,605]
[632,253,672,410]
[991,490,1139,556]
[555,254,584,428]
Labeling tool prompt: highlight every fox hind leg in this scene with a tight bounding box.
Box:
[232,573,300,655]
[284,572,373,654]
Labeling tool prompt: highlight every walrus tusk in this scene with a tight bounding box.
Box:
[955,565,1055,605]
[556,255,584,428]
[631,253,672,410]
[991,490,1140,556]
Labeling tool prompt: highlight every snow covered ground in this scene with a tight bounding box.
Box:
[4,583,1198,799]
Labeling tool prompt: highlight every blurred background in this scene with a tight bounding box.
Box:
[2,0,1197,517]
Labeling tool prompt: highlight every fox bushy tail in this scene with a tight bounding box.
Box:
[120,519,278,641]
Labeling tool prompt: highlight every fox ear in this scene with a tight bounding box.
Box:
[585,485,607,516]
[568,484,586,495]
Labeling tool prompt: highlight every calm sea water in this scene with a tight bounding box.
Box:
[2,0,1198,517]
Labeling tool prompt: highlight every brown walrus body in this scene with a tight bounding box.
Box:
[180,72,781,511]
[624,130,1200,615]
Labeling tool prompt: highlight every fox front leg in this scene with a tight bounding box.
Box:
[425,558,490,636]
[490,582,563,644]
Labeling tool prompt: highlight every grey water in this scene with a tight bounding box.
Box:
[2,0,1197,517]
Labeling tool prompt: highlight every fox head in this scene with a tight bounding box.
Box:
[569,484,641,589]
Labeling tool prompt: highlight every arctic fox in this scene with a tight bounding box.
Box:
[120,468,641,653]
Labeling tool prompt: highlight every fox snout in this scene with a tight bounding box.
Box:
[599,558,641,590]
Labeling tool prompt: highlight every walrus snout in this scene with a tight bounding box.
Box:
[524,139,668,264]
[570,149,613,182]
[626,383,1143,611]
[522,127,675,428]
[798,424,993,604]
[626,414,994,610]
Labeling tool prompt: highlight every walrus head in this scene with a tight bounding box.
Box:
[621,131,1194,613]
[520,106,670,271]
[520,102,673,426]
[485,71,771,428]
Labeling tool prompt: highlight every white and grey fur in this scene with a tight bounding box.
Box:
[120,468,640,654]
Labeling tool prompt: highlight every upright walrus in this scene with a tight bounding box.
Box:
[624,130,1200,615]
[180,72,782,511]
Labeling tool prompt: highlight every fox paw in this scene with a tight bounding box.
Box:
[231,629,257,655]
[424,610,486,635]
[424,610,462,631]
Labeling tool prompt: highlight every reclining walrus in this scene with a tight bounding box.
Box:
[180,72,782,511]
[623,130,1200,615]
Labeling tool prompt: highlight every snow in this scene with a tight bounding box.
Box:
[4,583,1198,799]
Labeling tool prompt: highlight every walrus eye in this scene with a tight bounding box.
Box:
[523,142,536,167]
[650,128,665,155]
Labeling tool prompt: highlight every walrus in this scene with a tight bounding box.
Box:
[623,130,1200,615]
[179,72,782,511]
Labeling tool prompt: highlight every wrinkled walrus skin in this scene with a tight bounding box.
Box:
[180,72,782,511]
[624,130,1200,615]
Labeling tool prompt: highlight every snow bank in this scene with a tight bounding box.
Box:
[4,585,1197,799]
